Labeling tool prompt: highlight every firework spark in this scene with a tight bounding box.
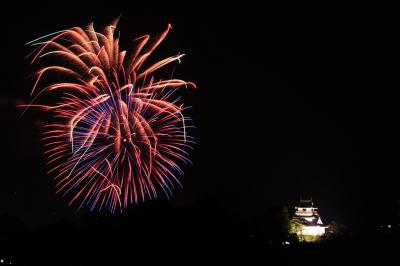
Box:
[22,18,196,213]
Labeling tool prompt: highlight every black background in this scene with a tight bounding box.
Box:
[0,1,396,234]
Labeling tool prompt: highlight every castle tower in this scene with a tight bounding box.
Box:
[291,198,326,237]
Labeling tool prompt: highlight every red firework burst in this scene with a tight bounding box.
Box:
[22,18,196,213]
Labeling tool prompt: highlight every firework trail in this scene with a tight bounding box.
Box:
[22,18,196,213]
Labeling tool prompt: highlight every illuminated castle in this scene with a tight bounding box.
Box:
[291,198,327,237]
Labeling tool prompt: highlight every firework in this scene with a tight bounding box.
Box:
[22,18,196,213]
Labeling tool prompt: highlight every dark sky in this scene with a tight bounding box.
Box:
[0,2,395,228]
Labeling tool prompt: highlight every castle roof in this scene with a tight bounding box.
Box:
[297,199,314,208]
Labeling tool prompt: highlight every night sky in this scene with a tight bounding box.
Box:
[0,2,395,228]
